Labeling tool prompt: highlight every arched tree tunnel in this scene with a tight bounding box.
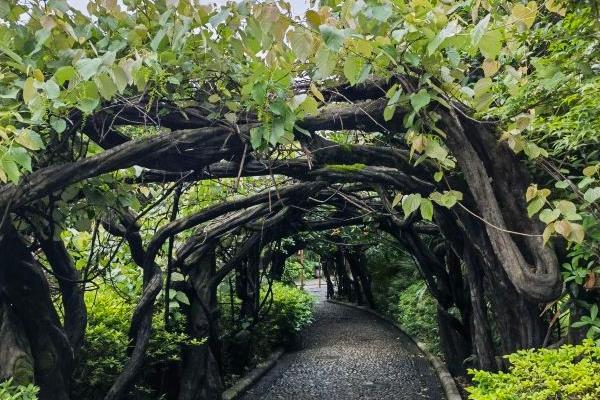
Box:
[0,76,564,400]
[4,1,599,399]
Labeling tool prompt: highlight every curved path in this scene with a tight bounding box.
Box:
[241,280,445,400]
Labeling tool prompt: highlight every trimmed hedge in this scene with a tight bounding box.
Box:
[468,339,600,400]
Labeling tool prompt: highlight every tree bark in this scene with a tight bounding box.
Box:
[38,237,87,362]
[441,110,561,302]
[179,247,223,400]
[463,244,497,371]
[344,248,376,308]
[0,298,35,385]
[0,224,72,400]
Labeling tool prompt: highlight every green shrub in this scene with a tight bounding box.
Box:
[0,379,38,400]
[219,281,314,342]
[395,282,441,355]
[72,288,192,399]
[281,258,319,284]
[219,280,314,381]
[467,339,600,400]
[366,243,421,316]
[267,281,314,336]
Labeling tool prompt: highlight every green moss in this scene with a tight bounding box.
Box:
[338,143,353,153]
[324,163,366,173]
[12,357,34,385]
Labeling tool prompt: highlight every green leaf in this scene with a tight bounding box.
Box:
[343,55,367,86]
[250,126,264,149]
[75,81,100,113]
[313,46,337,80]
[171,272,185,282]
[8,146,32,171]
[300,96,319,116]
[555,180,569,189]
[402,193,422,217]
[251,81,267,103]
[209,8,229,27]
[590,304,598,321]
[471,14,491,46]
[539,208,560,224]
[1,159,20,183]
[365,4,392,22]
[94,73,118,100]
[15,129,44,150]
[174,291,190,305]
[527,197,545,217]
[584,187,600,203]
[511,2,538,30]
[383,105,395,121]
[53,66,77,85]
[151,29,167,51]
[288,29,314,62]
[319,25,346,52]
[0,46,23,63]
[420,198,434,221]
[430,191,462,208]
[48,0,70,12]
[43,80,61,99]
[75,58,103,80]
[50,117,67,133]
[410,89,430,113]
[427,20,460,55]
[556,200,580,220]
[269,118,285,146]
[392,193,402,208]
[0,87,19,99]
[479,30,502,59]
[23,77,38,105]
[424,141,448,161]
[111,66,129,93]
[294,125,311,137]
[31,28,51,55]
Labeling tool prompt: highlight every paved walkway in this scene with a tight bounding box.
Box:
[240,280,445,399]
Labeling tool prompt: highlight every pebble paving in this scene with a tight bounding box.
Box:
[240,280,445,400]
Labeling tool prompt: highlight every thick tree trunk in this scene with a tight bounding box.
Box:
[334,248,352,301]
[0,224,72,400]
[321,257,335,299]
[38,238,87,361]
[344,248,376,308]
[442,111,561,302]
[269,240,305,281]
[179,247,223,400]
[436,308,471,376]
[0,299,35,384]
[235,254,259,321]
[463,244,497,371]
[246,247,261,321]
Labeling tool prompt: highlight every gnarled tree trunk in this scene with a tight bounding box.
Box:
[0,224,72,400]
[179,246,223,400]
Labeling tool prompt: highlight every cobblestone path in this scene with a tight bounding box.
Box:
[240,280,445,400]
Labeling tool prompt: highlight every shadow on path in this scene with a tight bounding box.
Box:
[240,280,445,399]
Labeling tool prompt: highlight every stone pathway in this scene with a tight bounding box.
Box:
[240,280,445,400]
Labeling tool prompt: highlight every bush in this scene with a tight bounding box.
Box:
[467,339,600,400]
[220,280,314,382]
[395,282,441,355]
[281,258,319,284]
[267,281,314,336]
[365,240,441,355]
[72,288,192,399]
[0,379,38,400]
[366,242,421,316]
